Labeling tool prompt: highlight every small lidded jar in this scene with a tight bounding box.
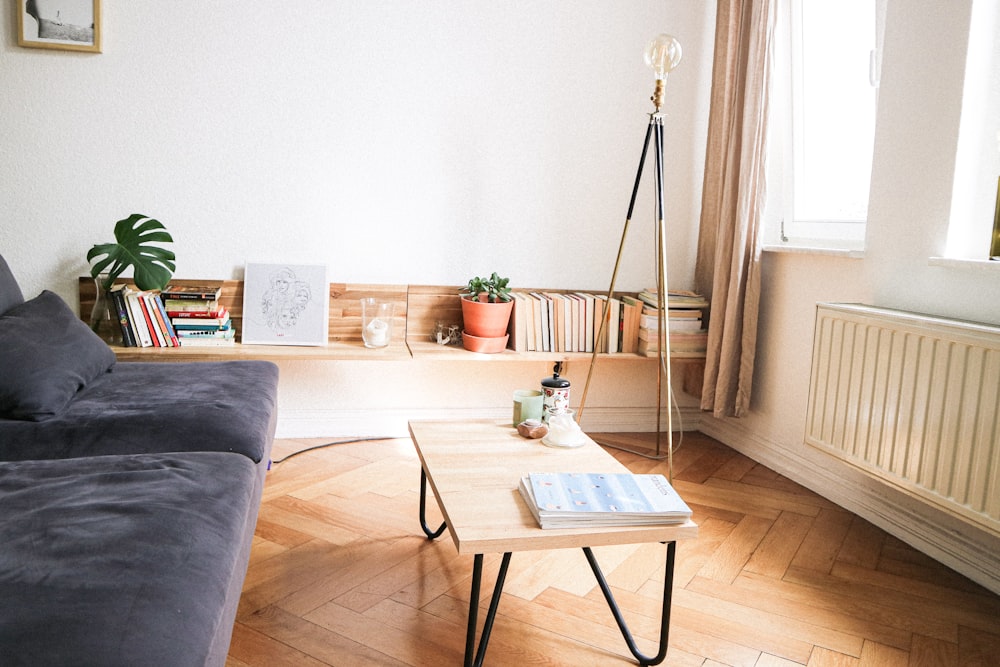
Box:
[541,362,570,423]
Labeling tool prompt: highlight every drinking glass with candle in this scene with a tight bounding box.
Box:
[360,298,393,348]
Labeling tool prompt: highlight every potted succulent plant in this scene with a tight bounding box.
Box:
[459,272,514,353]
[86,213,175,339]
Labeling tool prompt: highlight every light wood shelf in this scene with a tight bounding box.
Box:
[79,278,707,370]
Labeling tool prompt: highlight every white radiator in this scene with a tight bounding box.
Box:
[806,303,1000,535]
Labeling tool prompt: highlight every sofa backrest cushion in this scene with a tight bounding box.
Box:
[0,290,116,421]
[0,254,25,316]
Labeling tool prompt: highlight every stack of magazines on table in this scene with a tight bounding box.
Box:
[518,472,692,529]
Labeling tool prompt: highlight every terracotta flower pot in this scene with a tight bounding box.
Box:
[460,296,514,338]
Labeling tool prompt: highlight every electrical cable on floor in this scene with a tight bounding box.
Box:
[269,436,397,465]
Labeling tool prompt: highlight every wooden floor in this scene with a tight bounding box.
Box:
[227,431,1000,666]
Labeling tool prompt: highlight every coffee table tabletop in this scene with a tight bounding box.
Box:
[408,419,698,555]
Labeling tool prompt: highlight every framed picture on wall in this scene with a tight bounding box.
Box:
[17,0,102,53]
[241,263,329,346]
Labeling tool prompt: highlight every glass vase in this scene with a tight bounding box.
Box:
[89,276,122,345]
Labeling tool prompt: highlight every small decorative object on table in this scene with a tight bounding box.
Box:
[516,419,548,439]
[541,410,584,448]
[541,361,570,422]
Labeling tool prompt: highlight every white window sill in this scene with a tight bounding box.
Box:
[761,243,865,258]
[928,256,1000,272]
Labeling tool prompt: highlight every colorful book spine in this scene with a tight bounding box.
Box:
[159,285,222,301]
[139,294,164,347]
[125,291,153,347]
[152,294,180,346]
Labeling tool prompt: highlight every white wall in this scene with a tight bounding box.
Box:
[0,2,715,436]
[700,0,1000,594]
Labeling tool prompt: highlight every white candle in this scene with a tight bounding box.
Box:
[365,318,389,347]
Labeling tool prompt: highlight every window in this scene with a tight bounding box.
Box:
[766,0,885,250]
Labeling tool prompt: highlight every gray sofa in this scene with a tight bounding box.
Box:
[0,254,278,666]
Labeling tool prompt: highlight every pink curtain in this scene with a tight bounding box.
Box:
[695,0,775,418]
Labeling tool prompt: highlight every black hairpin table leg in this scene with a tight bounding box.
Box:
[419,467,447,539]
[465,552,512,667]
[583,541,676,666]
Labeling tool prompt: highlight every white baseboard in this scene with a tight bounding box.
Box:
[275,405,704,439]
[699,417,1000,596]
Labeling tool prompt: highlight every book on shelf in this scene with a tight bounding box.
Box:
[176,328,236,338]
[159,284,223,301]
[177,329,236,346]
[138,293,163,347]
[574,292,595,353]
[171,317,232,331]
[508,292,529,352]
[640,309,703,330]
[620,295,643,354]
[167,307,228,319]
[637,330,708,357]
[162,299,222,313]
[124,289,153,347]
[170,310,230,326]
[636,289,709,310]
[518,472,692,529]
[108,285,137,347]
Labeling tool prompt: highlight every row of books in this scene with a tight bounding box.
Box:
[518,471,693,529]
[507,289,708,355]
[108,284,236,347]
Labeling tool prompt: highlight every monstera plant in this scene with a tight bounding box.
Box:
[87,213,176,292]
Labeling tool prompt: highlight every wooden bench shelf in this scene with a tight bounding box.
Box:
[79,278,708,367]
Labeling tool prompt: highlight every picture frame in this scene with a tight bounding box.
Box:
[17,0,101,53]
[241,263,329,346]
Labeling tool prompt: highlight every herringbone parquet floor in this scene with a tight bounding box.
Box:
[226,431,1000,666]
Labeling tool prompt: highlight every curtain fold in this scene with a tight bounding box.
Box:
[695,0,775,418]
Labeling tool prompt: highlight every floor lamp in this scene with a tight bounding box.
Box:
[578,34,683,479]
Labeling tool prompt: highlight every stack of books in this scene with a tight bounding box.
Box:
[635,289,709,358]
[518,471,693,529]
[160,285,235,347]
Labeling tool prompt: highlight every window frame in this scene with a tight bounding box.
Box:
[764,0,883,252]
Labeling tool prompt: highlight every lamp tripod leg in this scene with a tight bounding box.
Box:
[579,117,655,421]
[578,114,674,478]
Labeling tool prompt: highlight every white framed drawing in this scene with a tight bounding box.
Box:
[241,263,328,346]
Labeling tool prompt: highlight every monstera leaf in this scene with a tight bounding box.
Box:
[87,213,176,292]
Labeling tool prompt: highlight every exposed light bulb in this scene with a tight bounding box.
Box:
[645,34,682,79]
[644,34,681,111]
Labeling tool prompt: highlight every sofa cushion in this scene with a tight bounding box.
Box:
[0,290,116,421]
[0,254,25,315]
[0,360,279,463]
[0,451,258,666]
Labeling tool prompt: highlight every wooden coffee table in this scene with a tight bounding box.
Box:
[408,419,698,667]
